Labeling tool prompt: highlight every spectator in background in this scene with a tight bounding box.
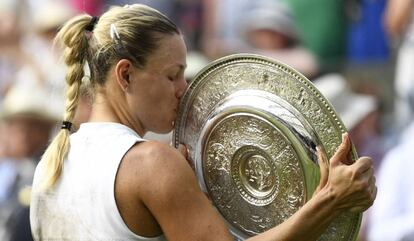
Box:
[346,0,389,64]
[0,81,61,241]
[314,73,385,166]
[283,0,348,73]
[201,0,254,59]
[384,0,414,131]
[367,86,414,241]
[240,1,319,78]
[202,0,318,78]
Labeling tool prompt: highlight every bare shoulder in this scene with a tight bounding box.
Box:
[125,140,191,175]
[118,141,233,240]
[119,140,197,198]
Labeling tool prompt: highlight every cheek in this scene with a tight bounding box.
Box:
[147,89,171,109]
[157,82,177,104]
[137,77,177,117]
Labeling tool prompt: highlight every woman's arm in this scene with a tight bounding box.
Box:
[132,133,375,241]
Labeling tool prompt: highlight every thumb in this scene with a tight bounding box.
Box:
[315,146,329,193]
[331,132,352,166]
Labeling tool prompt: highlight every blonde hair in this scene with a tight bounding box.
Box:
[41,4,179,188]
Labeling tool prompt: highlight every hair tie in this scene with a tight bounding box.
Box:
[85,16,99,32]
[61,121,73,131]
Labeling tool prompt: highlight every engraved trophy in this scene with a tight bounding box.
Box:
[173,54,361,241]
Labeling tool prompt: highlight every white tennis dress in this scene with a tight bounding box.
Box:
[30,122,166,241]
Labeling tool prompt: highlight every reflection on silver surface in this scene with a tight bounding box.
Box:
[174,54,361,241]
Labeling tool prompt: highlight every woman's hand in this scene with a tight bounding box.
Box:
[316,133,377,213]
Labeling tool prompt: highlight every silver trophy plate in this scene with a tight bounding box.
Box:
[173,54,361,240]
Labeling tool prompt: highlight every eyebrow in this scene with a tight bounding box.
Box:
[164,63,186,73]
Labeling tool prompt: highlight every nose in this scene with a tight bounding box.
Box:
[175,77,188,99]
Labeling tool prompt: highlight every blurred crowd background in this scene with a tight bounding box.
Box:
[0,0,413,241]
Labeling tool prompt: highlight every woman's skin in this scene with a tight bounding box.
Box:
[90,33,376,241]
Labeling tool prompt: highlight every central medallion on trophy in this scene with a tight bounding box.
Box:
[231,145,279,206]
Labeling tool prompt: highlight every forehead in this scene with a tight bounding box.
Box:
[144,34,187,71]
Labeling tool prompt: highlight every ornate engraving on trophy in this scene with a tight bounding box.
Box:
[244,155,273,192]
[206,143,230,174]
[175,55,361,241]
[231,146,279,206]
[203,114,305,235]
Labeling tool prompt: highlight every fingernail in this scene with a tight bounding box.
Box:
[342,133,347,143]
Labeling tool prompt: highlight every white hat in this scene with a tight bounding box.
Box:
[241,2,299,42]
[33,1,75,32]
[313,74,377,129]
[1,81,63,122]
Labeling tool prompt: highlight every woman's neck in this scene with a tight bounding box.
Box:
[89,90,146,137]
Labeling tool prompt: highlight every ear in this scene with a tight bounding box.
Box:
[114,59,132,92]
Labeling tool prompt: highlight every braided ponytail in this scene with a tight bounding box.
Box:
[41,15,94,188]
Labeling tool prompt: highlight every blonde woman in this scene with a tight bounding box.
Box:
[30,4,376,241]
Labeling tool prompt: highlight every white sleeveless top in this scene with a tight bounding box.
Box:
[30,122,166,241]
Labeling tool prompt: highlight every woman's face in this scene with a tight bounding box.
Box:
[127,34,187,134]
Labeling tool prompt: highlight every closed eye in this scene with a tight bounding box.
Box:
[168,72,181,81]
[168,66,185,82]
